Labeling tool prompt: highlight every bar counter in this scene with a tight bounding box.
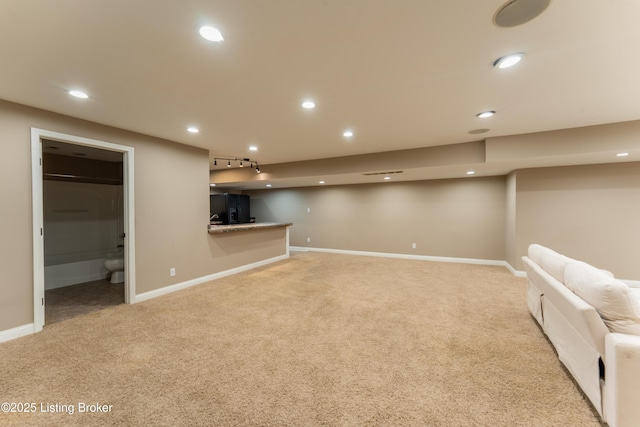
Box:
[207,222,292,234]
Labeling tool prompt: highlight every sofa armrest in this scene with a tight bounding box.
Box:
[604,333,640,427]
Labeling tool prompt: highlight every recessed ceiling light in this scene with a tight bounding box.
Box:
[466,171,476,175]
[187,127,199,133]
[302,100,315,109]
[343,130,354,138]
[199,26,224,42]
[249,145,258,152]
[493,53,525,69]
[476,111,496,118]
[210,183,216,187]
[319,181,325,184]
[384,176,391,180]
[266,184,272,188]
[616,152,630,157]
[68,90,89,99]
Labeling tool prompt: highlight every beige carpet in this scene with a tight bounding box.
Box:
[0,252,604,426]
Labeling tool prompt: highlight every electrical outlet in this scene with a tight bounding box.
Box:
[412,243,417,249]
[307,237,311,243]
[170,268,176,277]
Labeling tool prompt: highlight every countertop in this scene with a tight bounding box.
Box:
[207,222,292,233]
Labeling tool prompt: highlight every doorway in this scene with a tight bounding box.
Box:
[31,128,136,332]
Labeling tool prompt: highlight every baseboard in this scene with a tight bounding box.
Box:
[291,246,526,276]
[0,323,35,344]
[504,262,527,277]
[133,254,289,304]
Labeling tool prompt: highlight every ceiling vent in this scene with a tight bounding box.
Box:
[362,171,404,176]
[494,0,550,27]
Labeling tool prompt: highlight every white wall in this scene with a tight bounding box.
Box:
[43,180,123,288]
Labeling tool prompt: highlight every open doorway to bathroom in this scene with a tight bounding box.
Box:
[31,128,136,333]
[42,139,125,325]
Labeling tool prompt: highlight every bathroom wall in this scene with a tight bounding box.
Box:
[43,180,124,289]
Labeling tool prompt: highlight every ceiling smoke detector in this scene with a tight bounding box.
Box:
[493,0,551,28]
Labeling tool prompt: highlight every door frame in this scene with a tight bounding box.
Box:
[31,128,136,332]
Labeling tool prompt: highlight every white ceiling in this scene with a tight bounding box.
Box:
[1,0,639,188]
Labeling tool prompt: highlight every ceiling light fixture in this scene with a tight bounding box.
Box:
[384,176,391,181]
[476,111,496,118]
[199,26,224,42]
[249,145,258,151]
[343,130,354,138]
[68,90,89,99]
[302,100,315,109]
[214,157,261,173]
[466,171,476,175]
[266,184,272,188]
[617,152,630,157]
[493,53,525,69]
[187,127,199,133]
[319,181,325,184]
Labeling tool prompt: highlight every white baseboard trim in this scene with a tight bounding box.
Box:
[133,254,289,304]
[504,263,527,277]
[291,246,527,276]
[0,323,35,344]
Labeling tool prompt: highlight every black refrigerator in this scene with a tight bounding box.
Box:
[210,193,250,224]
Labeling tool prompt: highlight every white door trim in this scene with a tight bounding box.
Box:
[31,128,136,332]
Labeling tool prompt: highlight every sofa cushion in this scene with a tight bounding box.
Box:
[529,244,573,282]
[539,252,572,283]
[564,262,640,336]
[528,244,561,265]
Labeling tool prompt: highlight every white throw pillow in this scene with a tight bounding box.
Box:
[539,252,572,283]
[564,262,640,336]
[528,244,561,265]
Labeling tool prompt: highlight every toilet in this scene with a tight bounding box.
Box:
[104,253,125,284]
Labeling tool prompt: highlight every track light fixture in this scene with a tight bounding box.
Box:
[213,157,261,173]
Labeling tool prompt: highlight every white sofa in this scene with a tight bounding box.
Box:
[522,244,640,427]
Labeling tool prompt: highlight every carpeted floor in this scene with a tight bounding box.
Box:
[0,252,604,426]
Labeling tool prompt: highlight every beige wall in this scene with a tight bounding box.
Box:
[249,162,640,280]
[512,162,640,279]
[504,172,517,269]
[0,100,287,332]
[248,176,506,260]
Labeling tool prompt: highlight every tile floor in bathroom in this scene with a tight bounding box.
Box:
[45,279,124,325]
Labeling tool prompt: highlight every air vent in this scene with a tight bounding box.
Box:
[362,171,404,176]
